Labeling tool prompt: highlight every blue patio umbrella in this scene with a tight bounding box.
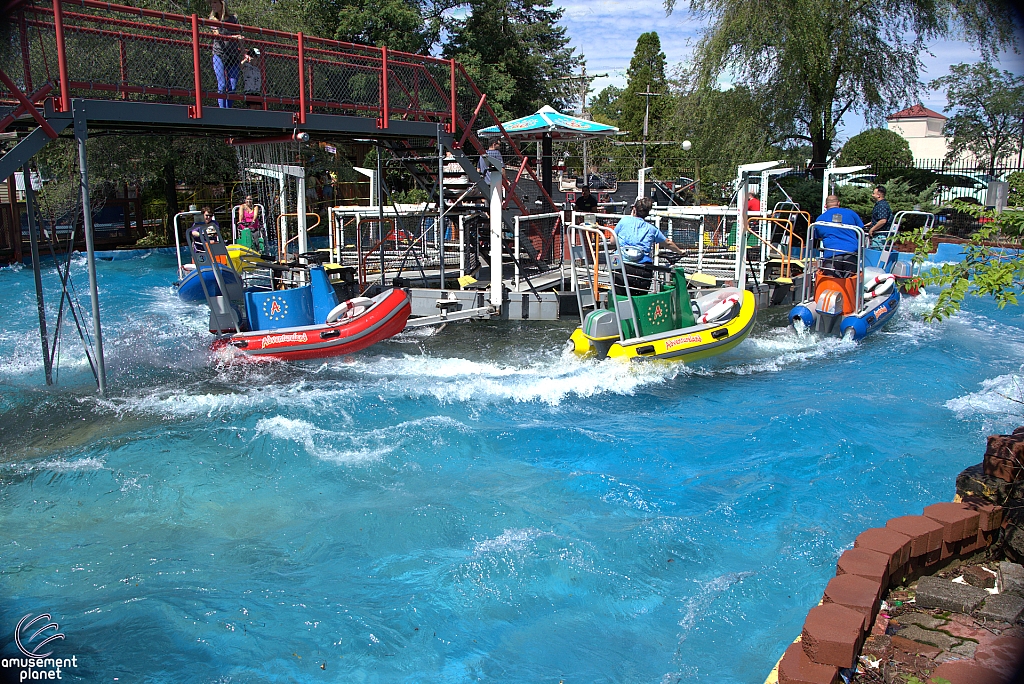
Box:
[478,105,621,198]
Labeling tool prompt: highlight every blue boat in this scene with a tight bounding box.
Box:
[175,265,243,302]
[789,220,901,340]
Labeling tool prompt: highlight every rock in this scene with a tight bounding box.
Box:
[931,660,1008,684]
[854,527,912,575]
[983,433,1024,482]
[915,575,989,613]
[860,634,890,660]
[895,624,960,650]
[801,603,864,669]
[977,593,1024,623]
[1000,513,1024,564]
[963,565,997,589]
[957,464,1014,504]
[892,612,948,630]
[998,561,1024,596]
[886,515,944,558]
[949,640,978,657]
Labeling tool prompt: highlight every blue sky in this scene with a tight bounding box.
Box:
[552,0,1024,142]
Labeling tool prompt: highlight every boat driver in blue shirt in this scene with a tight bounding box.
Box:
[814,195,863,277]
[606,197,685,293]
[608,197,685,263]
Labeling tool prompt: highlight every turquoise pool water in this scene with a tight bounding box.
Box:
[1,253,1022,682]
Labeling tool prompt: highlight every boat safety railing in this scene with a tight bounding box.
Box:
[744,217,804,281]
[802,220,867,313]
[568,223,642,344]
[173,209,204,280]
[875,210,936,272]
[277,212,321,263]
[770,208,812,257]
[192,230,243,336]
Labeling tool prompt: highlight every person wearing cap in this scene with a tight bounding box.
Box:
[574,185,599,213]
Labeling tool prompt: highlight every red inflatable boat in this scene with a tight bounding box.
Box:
[212,288,411,361]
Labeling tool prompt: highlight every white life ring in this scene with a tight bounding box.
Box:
[326,296,375,324]
[864,274,895,298]
[699,295,739,324]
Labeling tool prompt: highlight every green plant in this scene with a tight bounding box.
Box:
[389,188,429,204]
[1008,170,1024,208]
[908,201,1024,320]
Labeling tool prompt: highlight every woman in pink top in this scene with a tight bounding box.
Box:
[236,195,261,231]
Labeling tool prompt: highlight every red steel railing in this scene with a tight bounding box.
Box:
[0,0,560,213]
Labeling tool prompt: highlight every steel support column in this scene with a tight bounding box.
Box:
[23,166,52,385]
[74,102,106,396]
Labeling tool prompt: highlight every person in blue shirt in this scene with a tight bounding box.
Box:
[608,197,684,264]
[814,195,864,277]
[606,197,684,294]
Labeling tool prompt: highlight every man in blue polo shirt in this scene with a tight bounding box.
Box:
[815,195,864,277]
[606,197,685,294]
[608,197,684,264]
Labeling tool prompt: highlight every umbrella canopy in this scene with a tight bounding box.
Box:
[478,105,620,140]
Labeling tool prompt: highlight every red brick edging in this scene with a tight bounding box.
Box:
[776,499,1003,684]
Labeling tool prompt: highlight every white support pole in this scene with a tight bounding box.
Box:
[513,215,520,292]
[736,173,749,291]
[75,113,106,397]
[296,174,308,257]
[278,174,288,262]
[821,165,869,214]
[354,167,376,207]
[459,214,466,279]
[489,174,503,308]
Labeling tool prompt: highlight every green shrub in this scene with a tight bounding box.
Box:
[840,128,914,166]
[1008,170,1024,208]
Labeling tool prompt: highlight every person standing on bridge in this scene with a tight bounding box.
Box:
[210,0,242,108]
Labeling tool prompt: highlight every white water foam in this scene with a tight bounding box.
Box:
[471,527,556,556]
[339,351,678,405]
[255,415,389,464]
[676,571,755,644]
[252,414,464,465]
[946,370,1024,426]
[2,456,107,474]
[717,327,857,375]
[97,379,359,421]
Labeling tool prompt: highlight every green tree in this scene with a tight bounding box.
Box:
[668,83,782,191]
[444,0,579,119]
[618,32,672,175]
[590,85,624,127]
[931,62,1024,174]
[668,0,1020,174]
[839,128,914,166]
[301,0,436,54]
